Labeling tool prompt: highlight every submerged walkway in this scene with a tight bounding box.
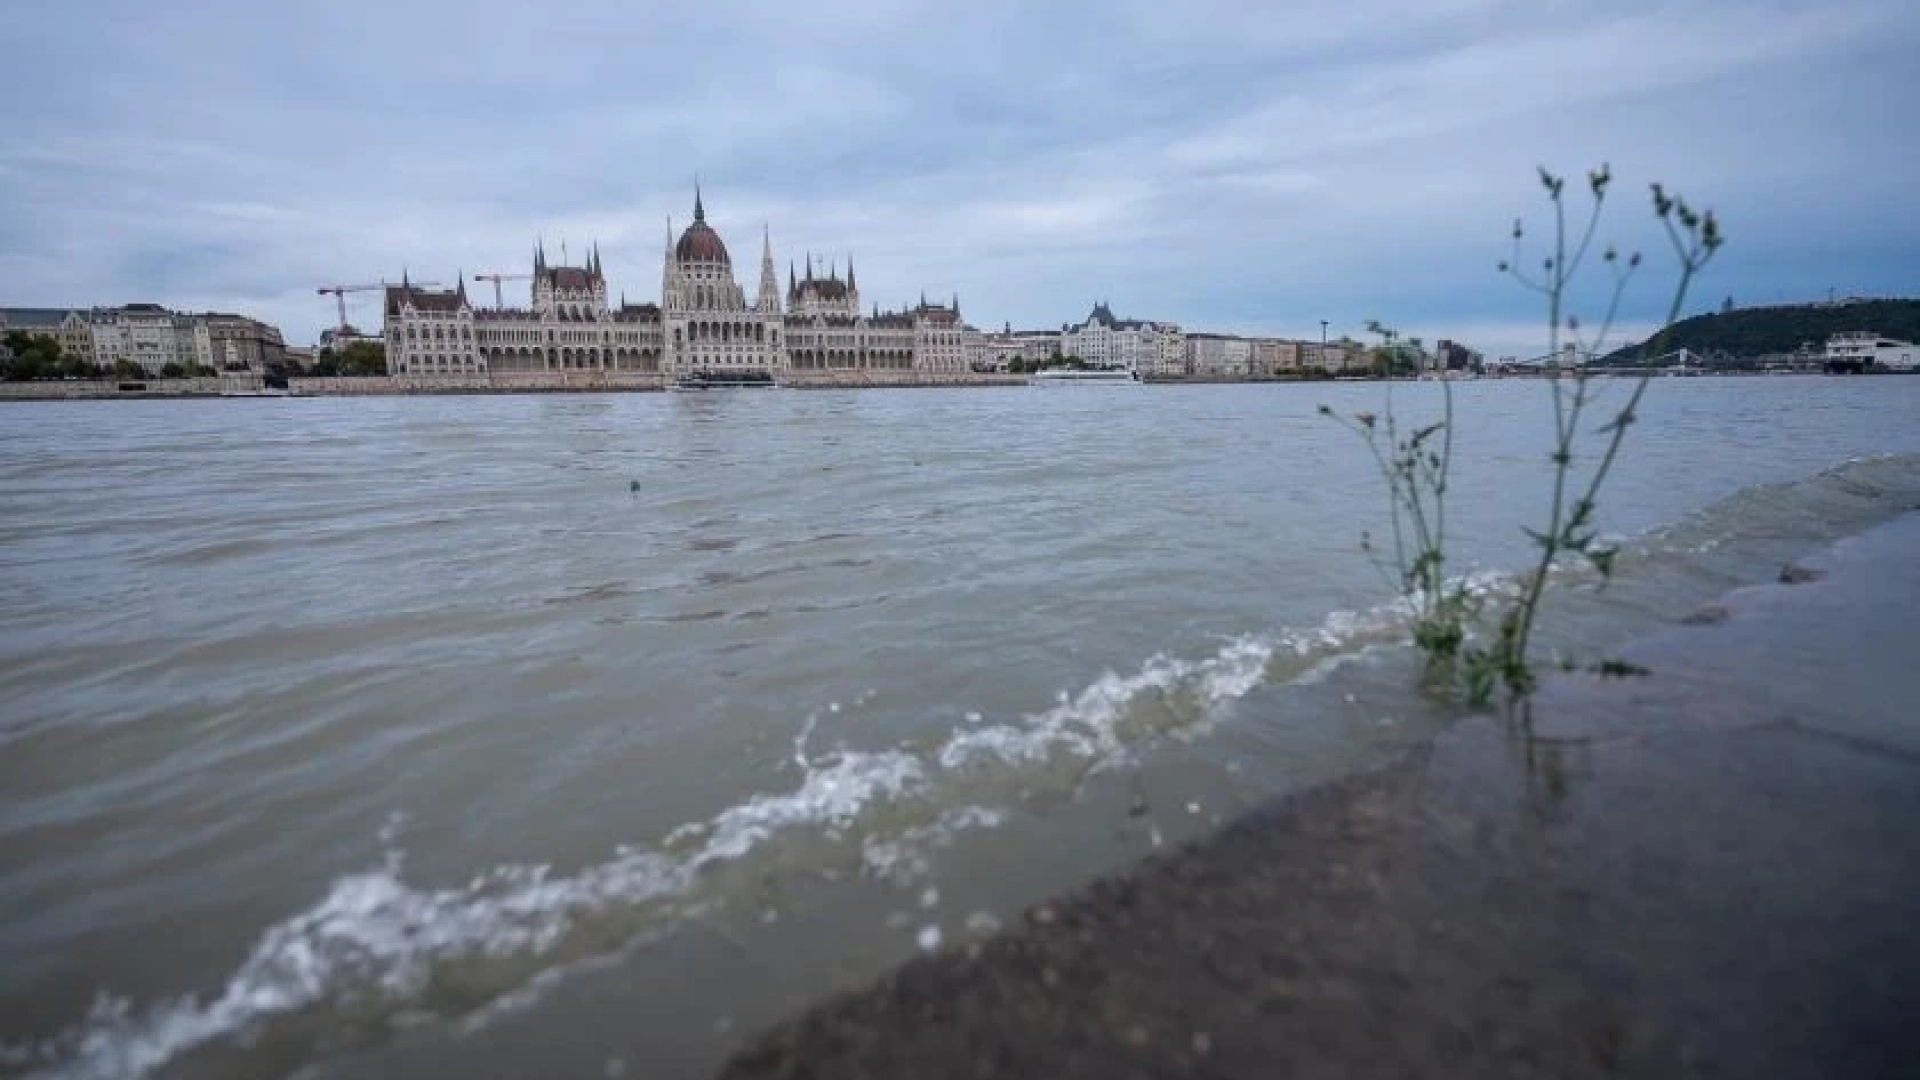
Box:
[720,514,1920,1079]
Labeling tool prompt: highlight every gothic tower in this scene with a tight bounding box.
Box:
[758,225,780,316]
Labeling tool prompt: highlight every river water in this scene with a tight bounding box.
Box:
[3,377,1918,1080]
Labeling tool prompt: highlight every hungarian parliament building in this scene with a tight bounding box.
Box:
[382,189,973,380]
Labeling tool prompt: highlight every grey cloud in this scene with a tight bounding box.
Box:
[1,0,1915,350]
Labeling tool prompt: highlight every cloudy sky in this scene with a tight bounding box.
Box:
[2,0,1915,353]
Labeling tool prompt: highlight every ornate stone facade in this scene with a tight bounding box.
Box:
[384,188,979,382]
[204,313,286,373]
[661,189,782,379]
[1062,302,1184,376]
[4,306,292,375]
[385,244,665,378]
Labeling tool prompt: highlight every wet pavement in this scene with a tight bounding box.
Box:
[719,514,1920,1079]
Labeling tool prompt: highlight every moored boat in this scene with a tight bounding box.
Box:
[671,370,779,391]
[1028,368,1139,386]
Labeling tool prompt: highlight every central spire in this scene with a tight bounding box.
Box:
[693,181,706,224]
[758,222,780,316]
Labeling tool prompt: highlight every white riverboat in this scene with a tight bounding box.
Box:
[1028,368,1139,386]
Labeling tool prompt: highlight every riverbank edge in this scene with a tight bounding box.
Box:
[0,374,1032,399]
[717,513,1920,1079]
[12,371,1878,401]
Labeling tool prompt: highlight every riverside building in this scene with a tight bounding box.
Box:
[383,189,981,381]
[1,304,283,374]
[1061,302,1185,376]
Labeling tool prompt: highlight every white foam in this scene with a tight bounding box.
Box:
[676,749,926,865]
[12,593,1455,1080]
[861,805,1007,885]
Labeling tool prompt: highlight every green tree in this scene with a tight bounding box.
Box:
[337,341,388,376]
[2,331,62,380]
[112,359,146,379]
[2,354,42,381]
[160,361,187,378]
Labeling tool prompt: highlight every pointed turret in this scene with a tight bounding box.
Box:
[847,256,856,290]
[662,216,676,312]
[757,223,780,315]
[789,262,796,294]
[457,271,467,303]
[693,181,705,224]
[952,292,960,317]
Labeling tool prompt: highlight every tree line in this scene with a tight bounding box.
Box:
[302,342,387,377]
[1,332,217,381]
[1004,354,1092,374]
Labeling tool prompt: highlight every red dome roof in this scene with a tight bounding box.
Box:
[674,189,730,264]
[676,220,730,264]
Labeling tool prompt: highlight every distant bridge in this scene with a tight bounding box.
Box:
[1493,347,1708,376]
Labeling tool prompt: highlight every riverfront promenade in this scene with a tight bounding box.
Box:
[720,513,1920,1079]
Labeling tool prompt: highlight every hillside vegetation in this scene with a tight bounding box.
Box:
[1606,298,1920,360]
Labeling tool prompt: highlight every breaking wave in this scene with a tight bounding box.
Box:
[0,572,1479,1080]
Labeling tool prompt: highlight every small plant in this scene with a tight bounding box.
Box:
[1318,324,1471,687]
[1466,166,1722,708]
[1328,164,1723,709]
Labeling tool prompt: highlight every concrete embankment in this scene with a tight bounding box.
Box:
[0,376,240,400]
[720,513,1920,1080]
[287,373,668,395]
[781,373,1025,389]
[0,373,1030,398]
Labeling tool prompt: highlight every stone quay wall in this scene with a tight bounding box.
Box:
[289,372,669,395]
[781,372,1026,390]
[2,371,1033,400]
[0,377,248,400]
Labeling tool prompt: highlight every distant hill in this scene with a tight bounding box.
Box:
[1605,298,1920,361]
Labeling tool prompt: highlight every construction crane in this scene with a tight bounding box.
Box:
[472,273,533,310]
[315,280,440,335]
